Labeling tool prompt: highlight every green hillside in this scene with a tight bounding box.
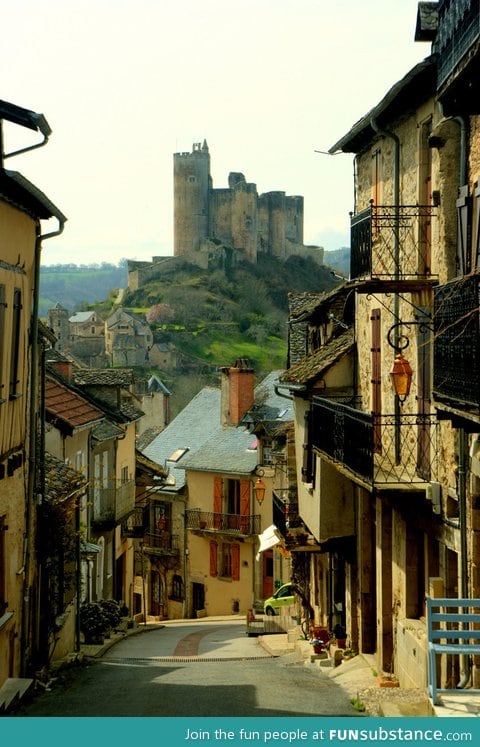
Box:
[41,255,339,415]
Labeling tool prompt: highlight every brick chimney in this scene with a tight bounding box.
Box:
[220,359,255,427]
[48,358,73,382]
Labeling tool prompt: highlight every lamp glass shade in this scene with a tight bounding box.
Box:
[254,477,266,505]
[390,352,413,398]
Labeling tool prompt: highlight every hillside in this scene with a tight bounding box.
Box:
[41,255,339,415]
[121,255,338,412]
[39,262,128,316]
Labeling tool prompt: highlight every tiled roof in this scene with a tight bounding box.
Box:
[137,426,164,452]
[91,419,124,442]
[44,452,87,501]
[45,375,104,431]
[279,329,354,386]
[73,368,134,386]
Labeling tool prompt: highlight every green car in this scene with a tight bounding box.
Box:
[263,583,294,615]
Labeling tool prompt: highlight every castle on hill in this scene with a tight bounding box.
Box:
[127,141,323,291]
[174,140,322,266]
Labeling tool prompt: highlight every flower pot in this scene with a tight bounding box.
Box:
[377,675,399,688]
[312,644,324,654]
[335,638,346,649]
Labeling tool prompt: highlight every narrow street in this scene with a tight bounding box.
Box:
[14,621,358,717]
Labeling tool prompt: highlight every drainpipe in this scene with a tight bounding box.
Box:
[457,430,470,691]
[22,214,66,675]
[370,118,402,462]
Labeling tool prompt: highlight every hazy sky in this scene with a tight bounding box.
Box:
[2,0,429,265]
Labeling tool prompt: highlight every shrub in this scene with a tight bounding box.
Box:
[79,603,109,639]
[99,599,122,629]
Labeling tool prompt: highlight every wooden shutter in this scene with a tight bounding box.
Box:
[240,479,250,533]
[9,288,22,398]
[301,409,312,483]
[232,544,240,581]
[209,540,218,577]
[371,308,382,454]
[213,476,223,528]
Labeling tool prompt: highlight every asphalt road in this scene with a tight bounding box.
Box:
[14,621,357,717]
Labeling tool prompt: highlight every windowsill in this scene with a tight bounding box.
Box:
[0,611,14,630]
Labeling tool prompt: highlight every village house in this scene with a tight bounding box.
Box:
[0,99,66,703]
[278,1,480,695]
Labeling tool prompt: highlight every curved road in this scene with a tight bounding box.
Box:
[15,621,357,717]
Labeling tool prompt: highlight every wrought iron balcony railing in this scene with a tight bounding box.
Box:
[437,0,480,89]
[122,505,148,538]
[185,509,261,536]
[143,532,179,555]
[350,204,436,284]
[91,479,136,524]
[433,274,480,409]
[311,397,438,486]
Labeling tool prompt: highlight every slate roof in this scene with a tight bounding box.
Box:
[142,388,221,491]
[73,368,134,387]
[91,419,124,442]
[279,328,355,386]
[44,452,87,501]
[45,375,104,432]
[179,426,257,474]
[243,370,293,427]
[69,311,96,323]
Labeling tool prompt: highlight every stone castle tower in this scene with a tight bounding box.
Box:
[47,302,70,352]
[173,141,319,267]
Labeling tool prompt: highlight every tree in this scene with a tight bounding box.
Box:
[146,303,175,325]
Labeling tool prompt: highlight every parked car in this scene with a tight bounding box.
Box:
[263,583,294,615]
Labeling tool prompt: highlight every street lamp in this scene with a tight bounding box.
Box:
[386,318,432,402]
[253,477,266,506]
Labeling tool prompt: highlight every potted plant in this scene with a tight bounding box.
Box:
[310,638,324,654]
[99,599,122,633]
[79,602,109,644]
[332,623,347,648]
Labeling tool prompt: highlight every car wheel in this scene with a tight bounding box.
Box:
[265,607,275,616]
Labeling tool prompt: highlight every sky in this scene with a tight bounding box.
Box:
[1,0,430,265]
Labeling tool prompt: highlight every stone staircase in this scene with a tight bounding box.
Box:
[0,677,34,714]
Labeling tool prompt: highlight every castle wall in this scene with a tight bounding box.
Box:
[173,142,320,266]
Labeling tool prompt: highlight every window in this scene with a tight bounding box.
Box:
[171,574,184,601]
[226,479,240,515]
[121,466,129,484]
[221,543,232,577]
[188,175,196,183]
[9,288,22,399]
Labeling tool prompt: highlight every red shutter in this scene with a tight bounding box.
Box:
[209,540,218,577]
[213,476,223,528]
[240,479,251,533]
[232,544,240,581]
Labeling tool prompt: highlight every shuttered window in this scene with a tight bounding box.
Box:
[213,476,223,528]
[209,540,218,577]
[232,544,240,581]
[9,288,22,399]
[456,184,470,276]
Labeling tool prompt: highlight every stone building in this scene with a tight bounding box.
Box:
[278,0,480,696]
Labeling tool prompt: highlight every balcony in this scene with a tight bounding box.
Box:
[143,531,180,556]
[185,509,261,536]
[436,0,480,112]
[311,397,438,487]
[91,479,135,525]
[350,204,437,292]
[433,274,480,413]
[122,506,147,538]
